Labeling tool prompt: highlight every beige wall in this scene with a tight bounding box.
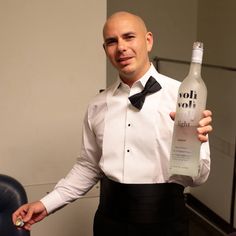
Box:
[0,0,106,185]
[0,0,106,235]
[190,0,236,224]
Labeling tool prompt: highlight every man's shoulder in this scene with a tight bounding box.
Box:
[86,82,118,119]
[88,82,117,106]
[88,90,106,109]
[157,72,181,88]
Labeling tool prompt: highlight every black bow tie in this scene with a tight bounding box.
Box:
[128,76,162,110]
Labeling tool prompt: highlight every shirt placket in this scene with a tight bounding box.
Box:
[123,84,141,182]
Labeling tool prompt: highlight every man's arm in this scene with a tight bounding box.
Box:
[12,108,102,229]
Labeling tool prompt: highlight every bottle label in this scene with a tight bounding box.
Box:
[169,125,200,177]
[178,90,197,109]
[170,88,202,177]
[176,89,201,126]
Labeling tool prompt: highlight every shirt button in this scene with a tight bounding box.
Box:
[127,149,130,152]
[128,123,131,127]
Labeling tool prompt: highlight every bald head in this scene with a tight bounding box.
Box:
[103,11,148,38]
[102,11,153,85]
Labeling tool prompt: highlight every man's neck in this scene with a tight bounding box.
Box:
[120,63,152,87]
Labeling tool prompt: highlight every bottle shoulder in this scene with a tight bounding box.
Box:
[180,76,207,91]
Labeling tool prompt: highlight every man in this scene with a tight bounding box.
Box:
[13,11,212,236]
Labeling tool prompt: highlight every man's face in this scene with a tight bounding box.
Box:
[103,13,153,85]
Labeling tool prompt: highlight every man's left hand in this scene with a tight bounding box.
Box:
[169,110,213,143]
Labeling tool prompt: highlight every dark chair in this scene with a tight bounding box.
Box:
[0,174,30,236]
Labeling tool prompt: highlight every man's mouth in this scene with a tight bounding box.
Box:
[117,56,133,64]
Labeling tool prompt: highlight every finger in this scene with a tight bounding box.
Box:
[169,112,176,121]
[197,125,213,135]
[23,222,32,231]
[197,125,213,143]
[203,109,212,117]
[199,116,212,127]
[12,205,29,223]
[31,212,46,223]
[198,134,208,142]
[23,207,35,222]
[20,210,27,218]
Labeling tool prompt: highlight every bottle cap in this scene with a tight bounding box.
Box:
[192,41,203,63]
[15,218,24,227]
[193,41,203,50]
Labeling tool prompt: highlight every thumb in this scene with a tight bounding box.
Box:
[169,112,176,121]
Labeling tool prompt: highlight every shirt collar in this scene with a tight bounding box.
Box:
[136,63,157,88]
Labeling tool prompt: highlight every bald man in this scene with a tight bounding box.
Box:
[13,12,212,236]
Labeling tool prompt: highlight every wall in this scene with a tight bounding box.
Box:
[0,0,106,235]
[190,0,236,224]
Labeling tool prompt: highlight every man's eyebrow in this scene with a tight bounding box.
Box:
[123,31,136,36]
[104,32,136,44]
[104,36,117,44]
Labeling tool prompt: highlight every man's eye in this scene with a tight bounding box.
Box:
[105,40,117,46]
[126,35,135,40]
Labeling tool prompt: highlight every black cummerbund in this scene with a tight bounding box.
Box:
[98,176,186,224]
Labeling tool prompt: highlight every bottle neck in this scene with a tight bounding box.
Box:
[188,46,203,78]
[188,61,202,77]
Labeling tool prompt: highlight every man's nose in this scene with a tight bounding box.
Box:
[117,39,127,52]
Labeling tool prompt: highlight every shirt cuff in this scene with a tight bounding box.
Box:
[40,190,66,214]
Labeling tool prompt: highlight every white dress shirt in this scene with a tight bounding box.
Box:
[41,64,210,214]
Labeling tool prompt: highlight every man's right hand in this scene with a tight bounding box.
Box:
[12,201,48,230]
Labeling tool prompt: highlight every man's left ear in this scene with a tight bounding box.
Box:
[146,32,153,52]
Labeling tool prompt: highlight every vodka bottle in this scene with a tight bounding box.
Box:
[169,42,207,177]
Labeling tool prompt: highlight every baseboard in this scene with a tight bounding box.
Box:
[185,193,236,234]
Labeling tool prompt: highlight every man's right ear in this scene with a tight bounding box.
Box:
[102,43,108,55]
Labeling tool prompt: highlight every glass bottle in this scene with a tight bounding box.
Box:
[169,42,207,177]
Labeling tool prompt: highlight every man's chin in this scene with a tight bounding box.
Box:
[119,63,135,73]
[119,69,136,81]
